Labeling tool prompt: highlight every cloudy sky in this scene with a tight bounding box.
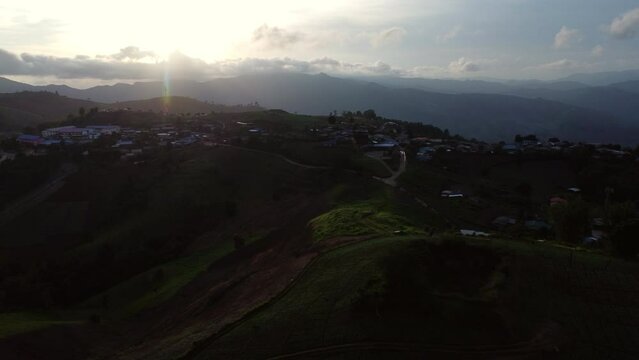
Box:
[1,0,638,86]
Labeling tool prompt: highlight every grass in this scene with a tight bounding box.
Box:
[195,234,639,359]
[349,154,392,178]
[309,202,421,241]
[193,236,510,358]
[81,229,271,319]
[309,184,427,242]
[0,312,82,339]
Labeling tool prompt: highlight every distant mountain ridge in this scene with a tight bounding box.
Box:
[1,72,639,144]
[558,69,639,86]
[113,96,263,113]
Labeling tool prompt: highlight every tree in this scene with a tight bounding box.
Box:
[78,107,86,117]
[606,201,637,228]
[610,219,639,259]
[327,112,337,125]
[514,134,523,143]
[514,182,532,211]
[363,109,377,120]
[549,199,590,243]
[22,126,37,135]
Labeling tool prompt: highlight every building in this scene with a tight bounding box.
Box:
[42,126,99,140]
[87,125,121,135]
[16,134,43,145]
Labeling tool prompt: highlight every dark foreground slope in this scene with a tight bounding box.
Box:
[1,142,639,360]
[189,235,639,360]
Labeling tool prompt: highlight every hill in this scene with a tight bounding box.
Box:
[0,92,263,131]
[0,92,101,130]
[0,77,35,93]
[112,96,262,114]
[558,69,639,86]
[609,80,639,95]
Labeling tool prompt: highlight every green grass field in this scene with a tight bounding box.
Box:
[193,234,639,359]
[81,228,271,319]
[309,201,421,241]
[0,312,82,339]
[308,182,445,242]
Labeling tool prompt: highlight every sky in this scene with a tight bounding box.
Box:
[1,0,638,87]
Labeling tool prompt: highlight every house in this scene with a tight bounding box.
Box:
[525,220,551,232]
[87,125,121,135]
[550,197,567,206]
[493,216,517,227]
[16,134,43,145]
[460,229,490,237]
[42,126,75,138]
[42,126,99,140]
[441,190,464,198]
[41,139,62,146]
[112,139,134,148]
[0,151,16,164]
[502,144,520,154]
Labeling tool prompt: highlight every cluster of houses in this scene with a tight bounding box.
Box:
[16,125,122,146]
[412,138,485,161]
[499,138,635,159]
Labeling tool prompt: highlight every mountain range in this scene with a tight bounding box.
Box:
[1,70,638,144]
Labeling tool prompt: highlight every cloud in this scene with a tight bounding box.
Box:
[591,45,604,57]
[527,59,578,72]
[106,46,157,61]
[553,26,580,49]
[607,7,639,39]
[448,57,481,73]
[370,27,407,47]
[252,24,303,49]
[437,25,462,43]
[0,48,407,80]
[0,17,64,46]
[0,49,26,73]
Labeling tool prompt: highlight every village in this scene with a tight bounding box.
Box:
[1,109,638,250]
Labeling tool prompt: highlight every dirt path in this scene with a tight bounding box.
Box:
[0,162,77,227]
[370,150,406,187]
[222,145,330,170]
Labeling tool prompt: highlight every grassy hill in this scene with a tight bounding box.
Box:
[0,93,262,131]
[189,234,639,359]
[112,96,263,114]
[0,92,101,130]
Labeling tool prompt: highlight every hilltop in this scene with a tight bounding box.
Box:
[0,92,263,131]
[112,96,262,114]
[0,92,100,130]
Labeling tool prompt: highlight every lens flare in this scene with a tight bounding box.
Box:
[162,66,171,113]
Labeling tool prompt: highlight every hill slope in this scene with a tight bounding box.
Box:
[0,92,101,130]
[113,96,262,114]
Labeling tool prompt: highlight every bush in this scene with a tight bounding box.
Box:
[549,199,590,243]
[610,219,639,260]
